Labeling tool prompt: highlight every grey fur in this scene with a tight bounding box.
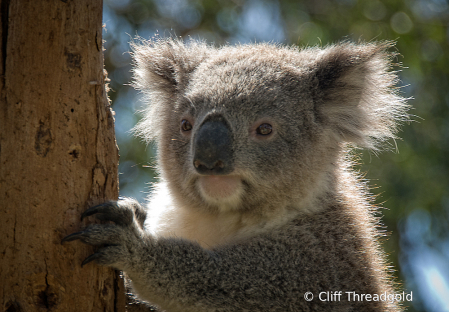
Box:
[63,39,409,311]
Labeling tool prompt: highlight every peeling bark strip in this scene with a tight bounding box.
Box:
[0,1,123,311]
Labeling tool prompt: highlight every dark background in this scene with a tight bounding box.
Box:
[102,1,449,311]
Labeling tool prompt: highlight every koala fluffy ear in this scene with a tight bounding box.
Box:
[312,42,409,149]
[131,37,209,94]
[130,38,209,142]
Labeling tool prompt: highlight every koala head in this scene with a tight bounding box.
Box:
[131,39,408,216]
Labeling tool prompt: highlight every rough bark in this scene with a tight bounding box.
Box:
[0,1,125,311]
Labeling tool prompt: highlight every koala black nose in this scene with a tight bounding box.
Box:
[193,118,234,175]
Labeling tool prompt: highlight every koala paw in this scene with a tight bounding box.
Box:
[62,198,148,270]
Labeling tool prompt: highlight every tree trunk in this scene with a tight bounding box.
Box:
[0,1,125,311]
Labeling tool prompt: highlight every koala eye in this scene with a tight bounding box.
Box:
[181,119,193,132]
[256,123,272,135]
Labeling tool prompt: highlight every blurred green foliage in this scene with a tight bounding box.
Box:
[103,1,449,311]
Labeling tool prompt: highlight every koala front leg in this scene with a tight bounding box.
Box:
[62,199,225,310]
[62,198,292,311]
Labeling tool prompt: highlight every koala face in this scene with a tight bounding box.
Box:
[156,48,337,215]
[132,40,408,215]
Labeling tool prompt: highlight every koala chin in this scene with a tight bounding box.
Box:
[196,175,243,206]
[63,38,409,312]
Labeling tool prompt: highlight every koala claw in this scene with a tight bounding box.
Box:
[81,199,147,228]
[81,252,100,267]
[61,231,85,244]
[80,248,120,267]
[80,201,130,226]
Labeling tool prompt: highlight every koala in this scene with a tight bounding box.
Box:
[62,39,409,311]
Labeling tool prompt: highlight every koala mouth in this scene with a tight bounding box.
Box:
[197,175,242,202]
